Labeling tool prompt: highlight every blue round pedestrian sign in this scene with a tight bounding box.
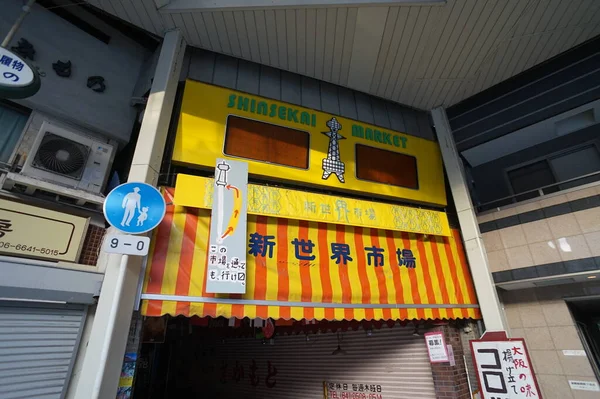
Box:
[103,182,166,234]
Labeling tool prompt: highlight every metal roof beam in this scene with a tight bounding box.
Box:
[158,0,446,13]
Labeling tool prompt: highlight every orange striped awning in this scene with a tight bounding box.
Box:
[141,189,481,321]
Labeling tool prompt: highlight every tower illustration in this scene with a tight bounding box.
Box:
[321,117,346,183]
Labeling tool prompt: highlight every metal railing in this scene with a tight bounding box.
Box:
[477,170,600,211]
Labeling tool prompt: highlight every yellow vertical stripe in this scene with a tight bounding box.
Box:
[435,237,457,303]
[140,300,149,315]
[450,236,473,304]
[408,233,429,305]
[142,229,159,293]
[363,229,382,307]
[393,234,413,306]
[244,305,257,319]
[382,234,399,311]
[287,219,302,303]
[160,207,186,315]
[345,225,364,320]
[189,210,210,296]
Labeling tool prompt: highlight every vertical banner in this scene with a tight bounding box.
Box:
[471,336,541,399]
[206,158,249,294]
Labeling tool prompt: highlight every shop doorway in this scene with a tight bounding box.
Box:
[133,316,437,399]
[567,297,600,380]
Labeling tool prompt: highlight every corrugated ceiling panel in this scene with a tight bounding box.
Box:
[86,0,600,109]
[338,7,358,87]
[286,10,298,73]
[295,9,307,75]
[222,11,242,57]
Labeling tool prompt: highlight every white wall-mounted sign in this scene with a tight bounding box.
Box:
[471,337,541,399]
[424,331,449,363]
[206,158,249,294]
[0,46,40,98]
[568,380,599,391]
[103,234,150,256]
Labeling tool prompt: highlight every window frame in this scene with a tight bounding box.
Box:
[0,100,32,167]
[503,140,600,199]
[222,114,311,171]
[353,143,420,190]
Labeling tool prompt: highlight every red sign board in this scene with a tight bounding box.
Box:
[470,332,542,399]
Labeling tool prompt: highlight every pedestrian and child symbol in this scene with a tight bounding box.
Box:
[103,182,166,235]
[121,187,143,227]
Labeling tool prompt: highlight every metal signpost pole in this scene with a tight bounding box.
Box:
[72,29,185,399]
[2,0,36,47]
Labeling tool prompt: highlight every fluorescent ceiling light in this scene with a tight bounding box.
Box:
[158,0,446,13]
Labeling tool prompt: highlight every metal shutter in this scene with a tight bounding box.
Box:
[0,301,86,399]
[206,325,436,399]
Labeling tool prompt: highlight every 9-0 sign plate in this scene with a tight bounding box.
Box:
[103,234,150,256]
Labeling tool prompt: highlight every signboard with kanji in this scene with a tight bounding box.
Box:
[471,334,542,399]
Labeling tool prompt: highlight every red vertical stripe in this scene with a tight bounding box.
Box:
[401,232,424,320]
[146,195,174,294]
[385,231,403,305]
[175,209,198,316]
[145,300,163,316]
[336,224,353,321]
[254,216,269,319]
[298,220,313,320]
[453,230,477,301]
[230,297,244,320]
[415,234,439,319]
[317,222,334,320]
[442,235,466,317]
[370,229,391,320]
[201,211,217,318]
[354,227,373,320]
[431,237,450,305]
[277,218,290,320]
[453,230,478,318]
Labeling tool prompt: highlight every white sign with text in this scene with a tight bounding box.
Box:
[103,234,150,256]
[471,339,540,399]
[424,332,449,363]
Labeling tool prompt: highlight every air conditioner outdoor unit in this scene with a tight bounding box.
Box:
[20,122,114,194]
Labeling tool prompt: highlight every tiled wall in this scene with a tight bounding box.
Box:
[478,184,600,281]
[501,283,600,399]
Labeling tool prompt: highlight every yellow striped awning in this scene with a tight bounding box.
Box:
[141,188,481,321]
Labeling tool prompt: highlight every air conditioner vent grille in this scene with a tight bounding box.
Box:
[31,132,90,180]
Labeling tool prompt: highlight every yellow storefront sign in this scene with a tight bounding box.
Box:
[172,80,446,207]
[175,174,450,236]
